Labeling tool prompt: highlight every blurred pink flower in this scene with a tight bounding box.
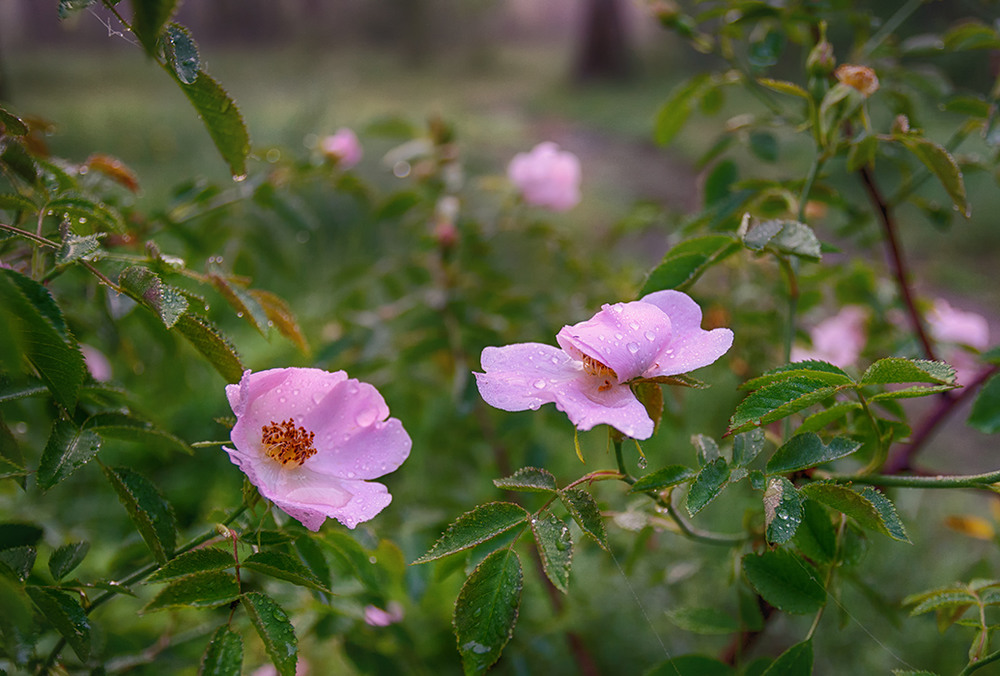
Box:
[320,128,363,169]
[926,299,989,351]
[363,601,404,627]
[80,344,112,382]
[476,290,733,440]
[225,368,411,531]
[791,306,867,368]
[507,142,581,212]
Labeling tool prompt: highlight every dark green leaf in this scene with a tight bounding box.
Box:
[766,434,861,474]
[323,531,379,592]
[102,465,177,563]
[640,235,739,294]
[559,488,608,551]
[132,0,179,54]
[629,465,697,493]
[762,639,813,675]
[687,458,730,516]
[729,378,841,435]
[173,314,244,383]
[645,655,734,676]
[242,591,298,676]
[860,358,956,386]
[164,23,200,84]
[0,270,86,410]
[530,515,572,593]
[45,196,125,232]
[0,106,28,135]
[0,574,34,666]
[742,549,825,615]
[294,535,331,591]
[56,232,104,265]
[85,412,192,455]
[119,266,188,328]
[1,141,38,184]
[453,548,522,676]
[665,606,740,635]
[37,419,102,490]
[208,265,270,337]
[0,546,35,580]
[147,547,234,582]
[943,21,1000,51]
[800,483,909,542]
[493,467,557,493]
[704,159,738,206]
[414,502,529,564]
[48,542,89,581]
[0,412,25,486]
[199,625,243,676]
[143,570,240,612]
[733,428,766,467]
[793,501,837,564]
[796,402,862,435]
[749,132,778,162]
[0,523,43,550]
[743,219,821,261]
[175,71,250,179]
[848,133,878,172]
[897,136,968,216]
[969,373,1000,434]
[943,95,991,118]
[692,434,720,465]
[654,74,712,146]
[869,384,956,401]
[26,586,90,660]
[764,477,803,544]
[242,550,329,592]
[740,361,854,391]
[906,590,977,616]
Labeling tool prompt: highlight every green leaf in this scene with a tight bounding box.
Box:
[84,412,192,455]
[208,265,270,336]
[766,434,862,474]
[48,542,89,581]
[0,269,86,410]
[0,574,35,667]
[800,483,910,542]
[764,477,803,544]
[56,232,104,265]
[242,551,329,592]
[969,373,1000,433]
[733,428,766,467]
[530,515,572,593]
[654,74,712,146]
[640,235,739,294]
[323,531,379,592]
[0,523,43,550]
[175,71,250,179]
[143,570,240,612]
[761,639,813,675]
[742,219,821,261]
[0,546,35,580]
[896,136,968,216]
[796,402,862,435]
[453,548,522,676]
[102,465,178,563]
[36,419,102,490]
[147,547,234,583]
[692,434,721,465]
[686,458,730,516]
[704,159,738,206]
[906,590,977,616]
[132,0,179,54]
[728,378,842,435]
[493,467,557,493]
[0,412,25,486]
[740,361,854,391]
[629,465,697,493]
[646,655,734,676]
[860,358,957,386]
[665,606,740,635]
[119,266,189,328]
[45,196,125,232]
[242,591,298,676]
[199,625,243,676]
[0,106,28,135]
[413,502,529,564]
[173,313,244,383]
[742,549,825,615]
[868,384,956,401]
[0,192,37,214]
[26,586,91,660]
[793,502,837,564]
[757,78,809,99]
[558,488,608,551]
[848,133,878,172]
[163,23,200,84]
[749,131,778,162]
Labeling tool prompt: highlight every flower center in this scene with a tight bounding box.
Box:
[581,354,618,391]
[261,419,317,467]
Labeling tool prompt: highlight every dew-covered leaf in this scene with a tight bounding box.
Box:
[742,549,825,615]
[46,196,125,232]
[146,547,234,583]
[629,465,697,493]
[36,419,101,490]
[48,541,89,581]
[897,136,969,216]
[766,434,862,474]
[559,488,608,551]
[248,289,309,355]
[56,232,104,265]
[742,219,821,261]
[26,586,91,660]
[764,477,803,544]
[119,266,189,328]
[163,23,200,84]
[208,265,269,336]
[142,570,240,612]
[132,0,179,54]
[172,313,244,383]
[85,412,192,455]
[199,625,243,676]
[800,483,909,542]
[733,428,766,467]
[175,71,250,179]
[242,550,329,592]
[493,467,557,493]
[687,458,731,516]
[0,546,35,581]
[530,515,572,593]
[242,591,298,676]
[860,357,956,386]
[739,361,854,391]
[102,465,177,563]
[413,502,529,564]
[728,377,842,435]
[453,548,522,676]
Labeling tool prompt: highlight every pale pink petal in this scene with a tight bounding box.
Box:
[556,301,672,382]
[320,128,363,169]
[507,142,581,212]
[475,343,583,412]
[553,377,654,440]
[640,290,733,377]
[927,299,990,351]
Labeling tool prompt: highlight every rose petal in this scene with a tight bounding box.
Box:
[640,290,733,377]
[552,377,655,440]
[475,343,583,412]
[556,301,672,382]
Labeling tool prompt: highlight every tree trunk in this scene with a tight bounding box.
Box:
[575,0,632,81]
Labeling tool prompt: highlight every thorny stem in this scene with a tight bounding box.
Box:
[1,220,57,249]
[40,505,248,674]
[882,364,1000,474]
[858,165,937,361]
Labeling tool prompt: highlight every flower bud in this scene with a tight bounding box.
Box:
[806,39,836,77]
[834,64,879,97]
[891,114,910,135]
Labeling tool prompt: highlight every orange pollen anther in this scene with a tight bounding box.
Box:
[581,355,617,380]
[261,419,317,467]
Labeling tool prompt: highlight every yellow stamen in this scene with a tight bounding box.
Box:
[581,354,617,379]
[261,418,317,467]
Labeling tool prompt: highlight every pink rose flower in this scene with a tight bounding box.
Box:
[225,368,411,531]
[925,299,989,351]
[80,344,112,382]
[475,290,733,440]
[320,128,363,169]
[790,306,867,368]
[507,142,581,212]
[363,601,404,627]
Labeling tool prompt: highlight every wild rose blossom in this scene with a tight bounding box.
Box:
[475,290,733,440]
[363,601,405,627]
[507,142,581,212]
[320,128,363,168]
[225,368,410,531]
[925,299,990,385]
[80,344,112,382]
[791,306,867,368]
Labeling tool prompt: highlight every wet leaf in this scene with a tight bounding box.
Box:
[453,548,522,676]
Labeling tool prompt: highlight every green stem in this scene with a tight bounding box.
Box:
[0,220,57,249]
[857,393,888,474]
[190,440,232,448]
[662,495,746,546]
[959,648,1000,675]
[613,439,633,484]
[806,514,846,640]
[824,468,1000,489]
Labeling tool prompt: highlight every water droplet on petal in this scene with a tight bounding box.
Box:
[615,333,624,340]
[644,330,656,341]
[629,321,640,330]
[533,379,546,389]
[627,342,639,354]
[356,408,377,427]
[637,456,648,469]
[551,357,560,364]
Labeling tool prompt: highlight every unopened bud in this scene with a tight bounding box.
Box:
[891,114,910,135]
[806,40,836,76]
[834,64,879,97]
